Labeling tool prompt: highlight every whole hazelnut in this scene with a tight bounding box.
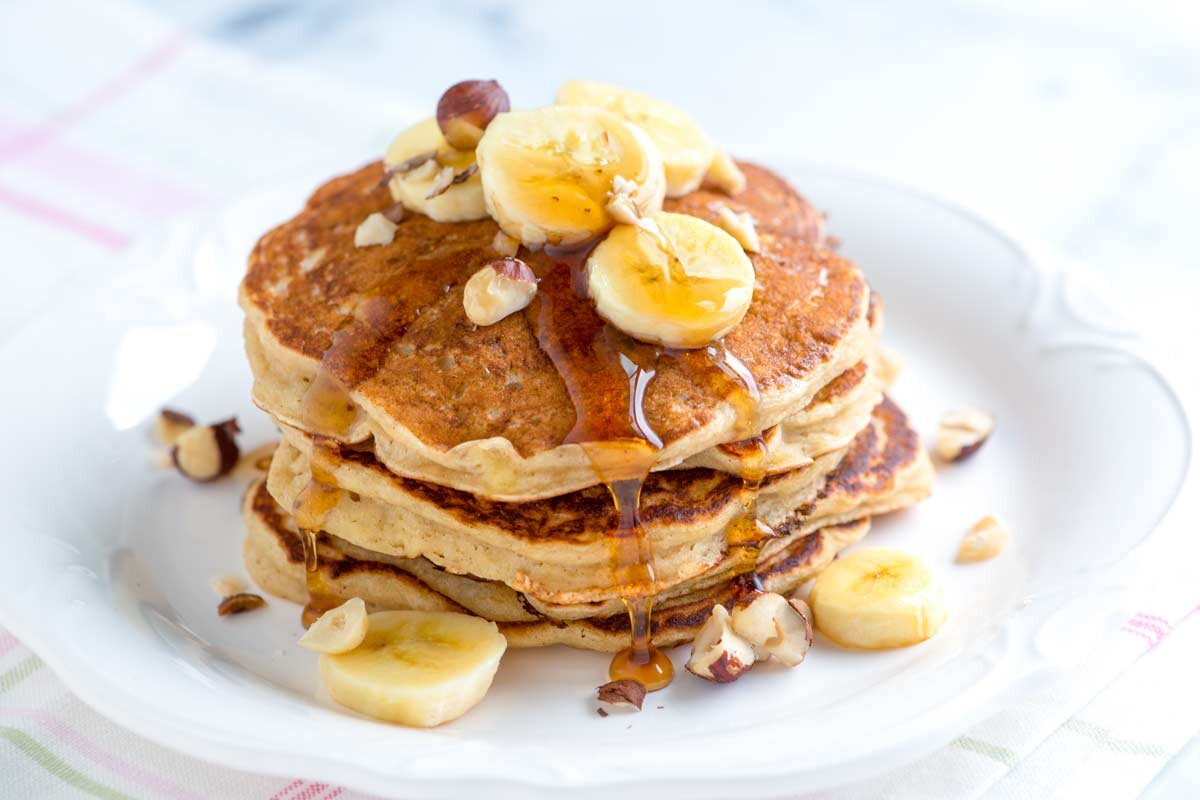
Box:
[436,79,510,150]
[172,418,241,482]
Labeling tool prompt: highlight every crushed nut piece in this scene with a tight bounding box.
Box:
[463,258,538,326]
[957,515,1010,563]
[714,204,760,253]
[935,408,995,463]
[492,230,520,257]
[299,597,369,653]
[729,591,812,667]
[210,575,246,598]
[596,708,609,718]
[388,150,437,175]
[153,408,195,445]
[217,592,266,616]
[597,679,647,711]
[686,605,755,683]
[354,212,398,248]
[706,150,746,195]
[171,418,240,482]
[382,202,406,224]
[877,346,906,387]
[425,165,456,199]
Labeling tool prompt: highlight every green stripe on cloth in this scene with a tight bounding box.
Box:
[1063,719,1170,758]
[1,727,133,800]
[951,735,1018,766]
[0,656,42,693]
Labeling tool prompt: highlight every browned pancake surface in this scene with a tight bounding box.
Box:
[242,161,867,457]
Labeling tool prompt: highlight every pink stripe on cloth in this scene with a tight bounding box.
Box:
[0,35,190,162]
[0,184,130,249]
[1,707,204,800]
[294,783,331,800]
[1125,617,1167,642]
[321,788,345,800]
[0,632,20,659]
[269,779,304,800]
[1120,625,1157,647]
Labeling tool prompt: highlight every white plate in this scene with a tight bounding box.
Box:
[0,165,1188,799]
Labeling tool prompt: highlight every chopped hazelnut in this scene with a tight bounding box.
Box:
[686,605,755,683]
[706,150,746,195]
[492,230,520,257]
[153,408,195,445]
[596,679,646,711]
[436,79,511,150]
[935,408,995,463]
[171,418,240,482]
[354,212,397,248]
[957,515,1010,563]
[714,204,760,253]
[463,258,538,326]
[729,591,812,667]
[217,592,266,616]
[299,597,369,653]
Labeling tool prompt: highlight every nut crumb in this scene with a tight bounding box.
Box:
[706,150,746,195]
[217,593,266,616]
[425,165,456,200]
[957,515,1010,563]
[596,679,646,711]
[714,204,760,253]
[596,708,609,718]
[935,408,995,463]
[492,230,520,257]
[153,408,195,445]
[354,212,397,248]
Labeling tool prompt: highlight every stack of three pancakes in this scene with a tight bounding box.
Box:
[238,160,933,651]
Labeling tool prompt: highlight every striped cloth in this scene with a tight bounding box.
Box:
[0,1,1196,797]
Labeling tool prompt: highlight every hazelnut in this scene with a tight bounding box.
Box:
[935,407,995,463]
[382,202,406,224]
[463,258,538,326]
[729,591,812,667]
[706,150,746,195]
[217,592,266,616]
[596,679,646,711]
[299,597,368,653]
[491,230,520,257]
[957,515,1010,563]
[171,418,240,482]
[436,79,511,150]
[686,605,755,683]
[354,212,397,248]
[152,408,194,445]
[714,204,760,253]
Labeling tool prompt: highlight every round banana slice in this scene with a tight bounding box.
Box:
[475,106,665,248]
[586,211,754,348]
[319,610,507,727]
[384,117,488,223]
[808,548,947,650]
[556,80,714,198]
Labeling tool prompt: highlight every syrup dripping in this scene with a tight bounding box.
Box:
[531,254,673,689]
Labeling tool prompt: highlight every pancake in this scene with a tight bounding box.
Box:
[245,478,871,651]
[260,397,932,607]
[240,161,875,501]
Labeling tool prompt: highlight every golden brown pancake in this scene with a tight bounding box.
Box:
[255,397,932,610]
[240,161,875,500]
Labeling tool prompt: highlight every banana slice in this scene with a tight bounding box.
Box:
[475,105,665,248]
[808,548,947,650]
[384,118,488,223]
[556,80,713,198]
[318,610,507,727]
[586,211,754,348]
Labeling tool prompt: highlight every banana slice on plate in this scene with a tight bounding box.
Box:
[385,117,488,223]
[318,610,507,727]
[586,211,755,348]
[475,105,666,248]
[556,80,714,198]
[807,548,947,650]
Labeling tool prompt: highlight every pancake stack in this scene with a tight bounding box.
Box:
[238,156,933,653]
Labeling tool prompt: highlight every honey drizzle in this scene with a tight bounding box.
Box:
[532,254,673,690]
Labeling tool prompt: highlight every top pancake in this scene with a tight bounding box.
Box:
[241,160,874,500]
